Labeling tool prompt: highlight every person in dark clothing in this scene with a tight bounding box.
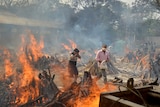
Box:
[68,48,81,82]
[153,56,160,82]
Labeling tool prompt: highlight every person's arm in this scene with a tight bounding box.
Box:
[76,53,81,59]
[70,53,77,61]
[95,51,101,63]
[70,54,74,59]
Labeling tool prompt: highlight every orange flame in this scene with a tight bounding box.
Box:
[68,39,77,49]
[4,59,13,77]
[3,49,14,78]
[1,34,42,105]
[74,83,117,107]
[2,33,118,106]
[15,34,42,105]
[61,43,72,51]
[61,39,77,51]
[28,34,44,61]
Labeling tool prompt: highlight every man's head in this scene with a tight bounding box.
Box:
[73,48,80,53]
[102,44,107,52]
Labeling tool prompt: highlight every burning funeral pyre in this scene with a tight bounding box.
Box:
[1,33,160,107]
[0,34,117,107]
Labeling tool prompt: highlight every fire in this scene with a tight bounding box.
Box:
[4,58,13,77]
[1,34,43,105]
[28,34,44,61]
[68,39,77,49]
[74,83,117,107]
[1,33,118,106]
[3,49,14,78]
[61,43,72,51]
[61,39,77,51]
[15,34,42,105]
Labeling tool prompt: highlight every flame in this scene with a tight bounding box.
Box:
[1,33,42,105]
[61,39,77,51]
[4,59,13,77]
[61,43,72,51]
[74,82,117,107]
[28,34,44,61]
[68,39,77,49]
[15,34,42,105]
[3,49,14,78]
[2,33,117,106]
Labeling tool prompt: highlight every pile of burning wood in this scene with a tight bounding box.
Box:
[20,69,95,107]
[0,46,121,107]
[0,44,102,107]
[1,34,159,107]
[0,65,98,107]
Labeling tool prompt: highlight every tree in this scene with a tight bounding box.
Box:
[0,0,29,8]
[131,0,160,38]
[151,0,160,10]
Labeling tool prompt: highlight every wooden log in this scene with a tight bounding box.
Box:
[20,95,44,107]
[45,101,66,107]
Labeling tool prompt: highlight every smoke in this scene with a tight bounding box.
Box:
[1,0,160,59]
[0,0,122,59]
[0,27,21,51]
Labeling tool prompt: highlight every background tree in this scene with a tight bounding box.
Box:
[131,0,160,38]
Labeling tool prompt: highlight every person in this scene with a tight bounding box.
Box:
[152,56,160,83]
[95,44,110,84]
[68,48,81,82]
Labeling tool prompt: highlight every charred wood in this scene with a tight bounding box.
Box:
[20,95,44,107]
[45,101,66,107]
[111,77,123,83]
[148,78,159,86]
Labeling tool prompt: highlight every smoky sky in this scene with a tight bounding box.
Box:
[0,6,133,58]
[0,0,160,57]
